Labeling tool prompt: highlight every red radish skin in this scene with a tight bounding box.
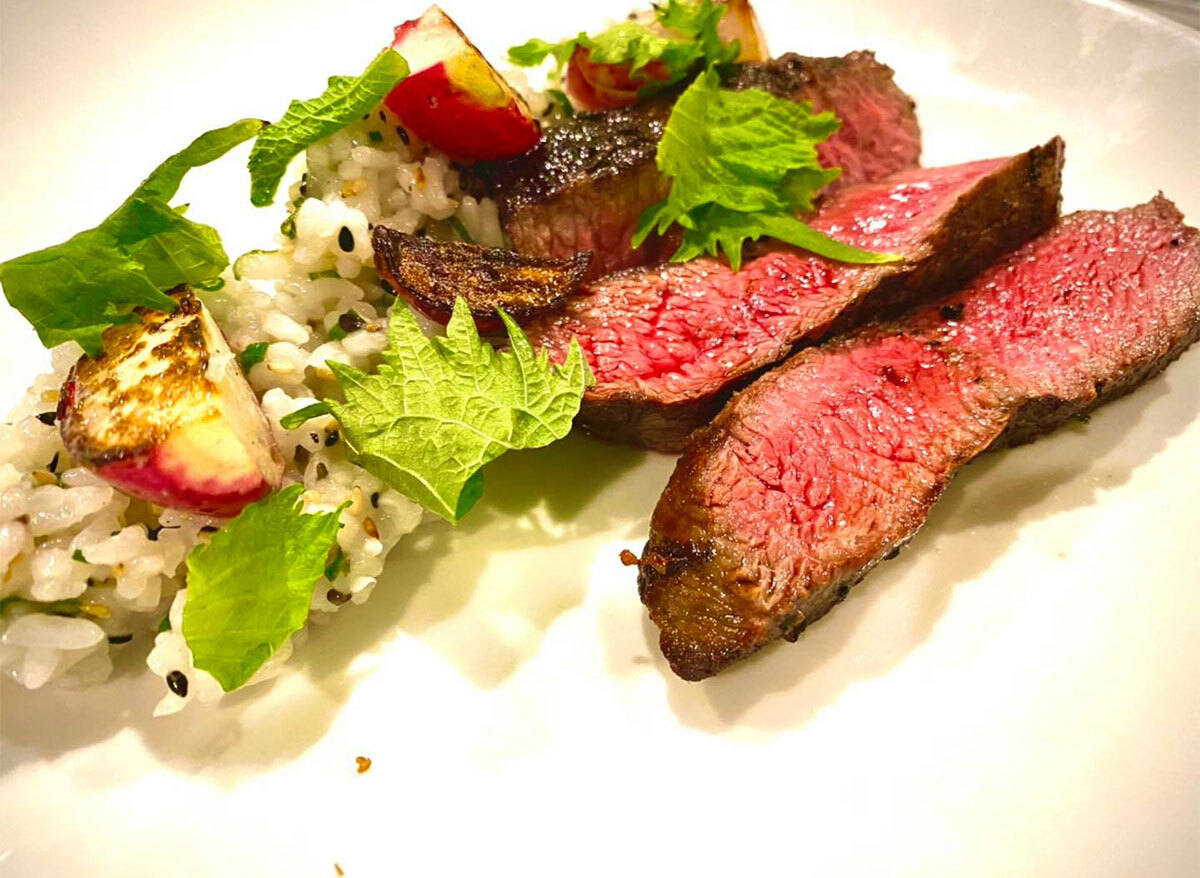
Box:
[386,6,541,160]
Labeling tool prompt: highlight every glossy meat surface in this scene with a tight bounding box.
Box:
[528,140,1064,450]
[478,52,922,280]
[639,196,1200,680]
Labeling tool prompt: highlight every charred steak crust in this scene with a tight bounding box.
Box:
[475,52,922,279]
[529,139,1064,453]
[638,196,1200,681]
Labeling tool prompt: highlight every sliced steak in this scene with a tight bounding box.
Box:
[638,196,1200,681]
[527,139,1064,451]
[478,52,922,279]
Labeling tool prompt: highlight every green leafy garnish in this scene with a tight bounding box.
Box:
[508,0,737,95]
[181,485,347,692]
[0,119,263,354]
[280,402,333,430]
[632,69,901,270]
[248,50,409,207]
[238,342,269,372]
[310,299,591,523]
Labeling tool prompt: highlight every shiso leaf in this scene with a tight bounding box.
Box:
[632,68,901,269]
[182,485,347,692]
[0,118,262,355]
[248,50,409,207]
[507,0,737,93]
[324,298,592,523]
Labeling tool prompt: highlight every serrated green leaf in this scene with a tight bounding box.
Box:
[633,68,898,269]
[182,485,347,692]
[507,0,735,92]
[326,299,592,523]
[248,50,409,207]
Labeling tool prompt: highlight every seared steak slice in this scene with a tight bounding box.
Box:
[479,52,922,279]
[527,139,1064,451]
[638,196,1200,680]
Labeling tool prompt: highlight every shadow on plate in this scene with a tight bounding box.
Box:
[632,354,1199,734]
[0,431,660,778]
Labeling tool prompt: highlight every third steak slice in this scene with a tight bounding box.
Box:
[637,196,1200,681]
[478,52,923,279]
[527,138,1064,451]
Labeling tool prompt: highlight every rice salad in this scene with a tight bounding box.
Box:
[0,69,557,715]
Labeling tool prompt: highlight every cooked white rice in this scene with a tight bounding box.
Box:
[0,80,528,713]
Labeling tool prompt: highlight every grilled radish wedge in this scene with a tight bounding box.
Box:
[58,289,284,517]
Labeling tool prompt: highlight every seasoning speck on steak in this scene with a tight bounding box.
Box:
[638,196,1200,681]
[527,139,1065,451]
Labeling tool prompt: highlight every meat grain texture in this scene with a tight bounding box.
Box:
[528,139,1065,450]
[479,52,923,279]
[639,197,1200,680]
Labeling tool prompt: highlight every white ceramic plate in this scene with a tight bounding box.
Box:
[2,1,1197,875]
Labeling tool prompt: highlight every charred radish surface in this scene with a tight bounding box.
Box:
[58,288,284,518]
[372,225,591,332]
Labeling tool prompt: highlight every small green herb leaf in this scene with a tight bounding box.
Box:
[280,402,333,430]
[248,50,409,207]
[238,342,269,372]
[633,69,900,269]
[508,0,736,94]
[325,299,592,523]
[181,486,347,692]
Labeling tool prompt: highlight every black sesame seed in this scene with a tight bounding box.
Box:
[370,491,380,508]
[338,310,367,333]
[395,126,410,145]
[309,431,320,444]
[338,226,355,253]
[147,526,161,542]
[837,584,851,600]
[1170,237,1182,247]
[378,110,386,122]
[325,429,340,447]
[107,634,133,645]
[36,411,57,426]
[47,452,59,474]
[166,670,189,697]
[327,588,351,606]
[200,525,219,533]
[316,462,329,480]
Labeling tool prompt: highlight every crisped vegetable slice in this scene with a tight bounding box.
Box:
[182,485,347,692]
[247,50,409,206]
[321,299,592,522]
[0,118,263,355]
[372,226,591,332]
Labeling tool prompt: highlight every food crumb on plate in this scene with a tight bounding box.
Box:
[355,755,372,774]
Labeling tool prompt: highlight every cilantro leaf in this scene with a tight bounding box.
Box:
[248,50,409,207]
[0,118,262,355]
[182,485,347,692]
[508,0,736,93]
[632,69,901,270]
[325,299,592,523]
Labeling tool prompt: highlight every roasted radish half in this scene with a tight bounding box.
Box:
[566,0,770,110]
[373,226,590,332]
[385,5,542,161]
[58,289,285,518]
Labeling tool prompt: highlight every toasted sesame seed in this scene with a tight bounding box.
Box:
[166,670,189,697]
